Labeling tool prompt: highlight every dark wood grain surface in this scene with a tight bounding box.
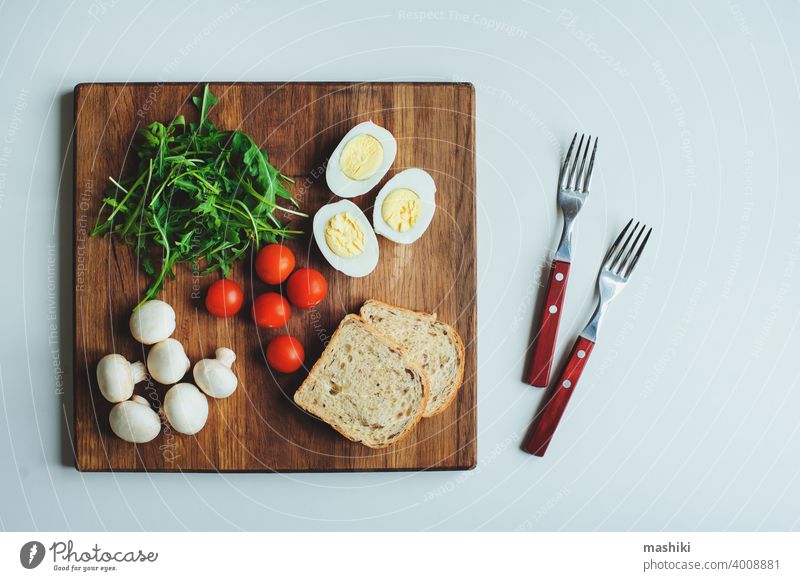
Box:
[73,82,476,472]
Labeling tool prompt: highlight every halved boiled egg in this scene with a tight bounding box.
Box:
[372,168,436,244]
[313,200,379,277]
[325,121,397,198]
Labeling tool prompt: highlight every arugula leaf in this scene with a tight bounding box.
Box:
[92,84,305,308]
[192,84,219,134]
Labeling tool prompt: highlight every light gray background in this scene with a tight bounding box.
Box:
[0,0,798,531]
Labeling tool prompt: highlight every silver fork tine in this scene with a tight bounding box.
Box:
[624,227,652,277]
[575,136,591,192]
[610,221,640,272]
[560,133,578,188]
[604,219,633,268]
[618,223,646,275]
[568,134,585,189]
[582,138,598,193]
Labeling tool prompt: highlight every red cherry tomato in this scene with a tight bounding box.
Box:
[266,335,305,373]
[286,268,328,309]
[255,244,296,285]
[252,292,291,328]
[205,279,244,318]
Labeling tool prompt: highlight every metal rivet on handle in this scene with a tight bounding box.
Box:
[549,305,558,314]
[577,350,586,359]
[555,273,564,281]
[563,380,572,388]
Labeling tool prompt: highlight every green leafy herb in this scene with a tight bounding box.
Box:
[92,84,305,308]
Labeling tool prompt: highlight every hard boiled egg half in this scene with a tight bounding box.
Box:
[372,168,436,244]
[313,200,379,277]
[326,121,397,198]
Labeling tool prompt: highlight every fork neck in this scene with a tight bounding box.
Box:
[554,214,576,263]
[580,287,616,343]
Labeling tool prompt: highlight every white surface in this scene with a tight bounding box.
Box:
[1,0,799,531]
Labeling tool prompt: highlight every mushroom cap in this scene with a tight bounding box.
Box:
[97,354,142,403]
[130,300,176,345]
[147,338,190,385]
[163,383,209,435]
[109,398,161,443]
[193,358,238,399]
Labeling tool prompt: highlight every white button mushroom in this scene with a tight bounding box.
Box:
[193,347,238,398]
[130,299,176,345]
[96,354,147,403]
[146,338,190,385]
[109,395,161,443]
[163,383,209,435]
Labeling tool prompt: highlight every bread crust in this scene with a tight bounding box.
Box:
[293,314,430,449]
[360,299,466,417]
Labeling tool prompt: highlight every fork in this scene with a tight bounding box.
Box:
[527,133,598,387]
[525,219,653,456]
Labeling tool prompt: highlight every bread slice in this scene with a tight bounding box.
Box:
[293,314,429,448]
[360,300,465,417]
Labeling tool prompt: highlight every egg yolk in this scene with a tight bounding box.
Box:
[339,134,384,180]
[325,212,365,258]
[381,189,421,233]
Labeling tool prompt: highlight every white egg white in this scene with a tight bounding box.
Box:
[313,200,380,278]
[325,121,397,198]
[372,168,437,244]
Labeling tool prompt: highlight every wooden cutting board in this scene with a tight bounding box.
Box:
[73,82,476,472]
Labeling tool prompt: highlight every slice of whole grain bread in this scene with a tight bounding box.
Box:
[293,314,429,448]
[360,299,465,417]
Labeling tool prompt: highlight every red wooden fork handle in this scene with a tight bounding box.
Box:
[527,260,571,387]
[525,336,595,457]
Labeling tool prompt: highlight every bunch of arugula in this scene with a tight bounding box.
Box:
[92,84,305,307]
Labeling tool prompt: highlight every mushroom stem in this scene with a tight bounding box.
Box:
[215,347,236,368]
[131,362,148,384]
